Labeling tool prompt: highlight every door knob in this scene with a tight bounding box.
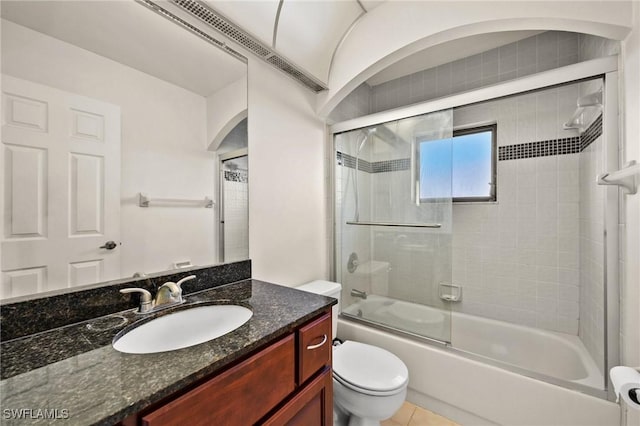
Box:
[100,241,118,250]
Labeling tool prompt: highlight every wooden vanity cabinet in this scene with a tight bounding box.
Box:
[297,313,332,385]
[263,367,332,426]
[128,310,332,426]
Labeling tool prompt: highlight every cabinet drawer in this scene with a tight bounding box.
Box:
[142,334,295,426]
[263,366,333,426]
[298,313,332,384]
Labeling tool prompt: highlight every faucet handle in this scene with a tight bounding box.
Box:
[175,275,196,290]
[120,288,153,313]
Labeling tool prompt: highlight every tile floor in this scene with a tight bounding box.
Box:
[382,402,461,426]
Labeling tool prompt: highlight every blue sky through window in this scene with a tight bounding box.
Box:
[420,129,493,200]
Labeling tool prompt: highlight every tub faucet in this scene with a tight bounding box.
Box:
[350,289,367,300]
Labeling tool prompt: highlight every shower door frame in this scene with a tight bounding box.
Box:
[218,148,248,264]
[330,55,620,401]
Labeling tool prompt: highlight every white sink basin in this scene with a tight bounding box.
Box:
[113,304,252,354]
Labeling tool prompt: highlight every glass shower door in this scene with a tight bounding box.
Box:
[335,110,454,343]
[220,154,248,262]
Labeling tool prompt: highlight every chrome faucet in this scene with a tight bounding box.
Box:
[120,275,197,314]
[350,288,367,300]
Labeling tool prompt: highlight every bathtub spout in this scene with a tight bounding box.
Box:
[351,289,367,299]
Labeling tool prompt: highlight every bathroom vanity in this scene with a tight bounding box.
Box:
[126,312,333,425]
[0,262,336,425]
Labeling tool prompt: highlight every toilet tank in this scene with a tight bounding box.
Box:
[296,280,341,339]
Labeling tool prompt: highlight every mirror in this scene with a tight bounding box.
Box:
[0,1,249,300]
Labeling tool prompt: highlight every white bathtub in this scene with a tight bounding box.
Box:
[343,295,602,388]
[340,295,616,426]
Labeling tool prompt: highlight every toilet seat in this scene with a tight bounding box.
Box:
[333,341,408,396]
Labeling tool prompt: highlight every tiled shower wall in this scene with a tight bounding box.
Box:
[334,142,452,310]
[328,83,371,124]
[335,82,605,337]
[329,31,618,123]
[576,32,619,373]
[223,170,249,262]
[334,144,372,304]
[371,31,581,113]
[450,84,585,335]
[332,31,617,342]
[578,114,605,373]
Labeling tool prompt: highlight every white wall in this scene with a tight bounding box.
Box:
[620,0,640,375]
[1,20,216,278]
[247,58,327,286]
[206,77,247,150]
[620,5,640,423]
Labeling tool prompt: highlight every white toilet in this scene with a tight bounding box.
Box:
[296,280,409,426]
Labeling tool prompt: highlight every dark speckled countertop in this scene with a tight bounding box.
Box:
[0,280,336,425]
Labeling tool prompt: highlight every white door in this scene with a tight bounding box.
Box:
[1,75,121,298]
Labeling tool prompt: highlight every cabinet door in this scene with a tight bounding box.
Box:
[298,313,332,384]
[142,334,295,426]
[263,367,332,426]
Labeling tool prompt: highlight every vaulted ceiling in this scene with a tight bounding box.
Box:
[203,0,385,84]
[196,1,542,89]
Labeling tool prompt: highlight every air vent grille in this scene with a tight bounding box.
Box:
[173,0,272,57]
[171,0,328,92]
[266,56,326,92]
[136,0,247,62]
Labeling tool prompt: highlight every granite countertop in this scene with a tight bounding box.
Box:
[0,280,336,425]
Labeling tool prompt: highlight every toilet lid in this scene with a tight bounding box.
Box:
[333,341,408,394]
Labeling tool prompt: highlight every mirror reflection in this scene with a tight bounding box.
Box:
[0,1,249,300]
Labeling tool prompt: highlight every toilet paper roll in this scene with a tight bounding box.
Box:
[610,366,640,411]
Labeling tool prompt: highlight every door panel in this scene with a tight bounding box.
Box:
[4,144,47,238]
[69,153,104,235]
[3,92,48,132]
[1,266,47,298]
[68,260,103,287]
[71,109,104,142]
[1,75,121,298]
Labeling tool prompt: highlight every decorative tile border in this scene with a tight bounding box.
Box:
[498,137,581,160]
[337,152,372,173]
[498,114,603,161]
[372,158,411,173]
[337,152,409,173]
[580,114,603,151]
[224,169,248,183]
[338,114,603,167]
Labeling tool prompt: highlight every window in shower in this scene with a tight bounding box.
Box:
[419,124,496,202]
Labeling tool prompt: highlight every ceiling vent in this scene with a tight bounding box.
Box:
[136,0,247,62]
[171,0,328,92]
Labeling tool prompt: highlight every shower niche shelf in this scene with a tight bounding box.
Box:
[439,283,462,302]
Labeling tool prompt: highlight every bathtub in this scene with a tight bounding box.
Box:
[340,295,617,426]
[342,295,602,388]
